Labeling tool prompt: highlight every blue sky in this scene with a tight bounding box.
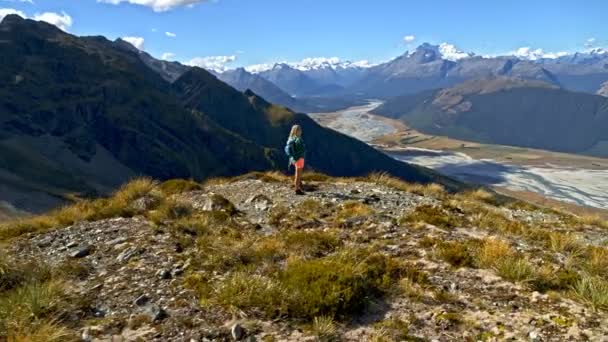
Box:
[1,0,607,70]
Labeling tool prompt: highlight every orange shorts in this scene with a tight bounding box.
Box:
[294,158,305,169]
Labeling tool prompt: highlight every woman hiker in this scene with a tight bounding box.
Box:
[285,125,306,195]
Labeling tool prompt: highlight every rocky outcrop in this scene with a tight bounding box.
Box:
[5,176,608,340]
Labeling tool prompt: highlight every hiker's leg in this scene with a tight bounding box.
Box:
[295,166,302,190]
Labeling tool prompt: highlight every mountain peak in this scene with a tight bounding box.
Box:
[405,43,474,63]
[0,14,25,26]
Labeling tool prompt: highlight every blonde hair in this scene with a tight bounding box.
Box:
[289,125,302,138]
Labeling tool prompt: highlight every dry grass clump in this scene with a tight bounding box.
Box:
[548,232,584,255]
[467,205,526,236]
[436,240,477,268]
[371,317,414,342]
[402,205,464,229]
[157,179,204,195]
[494,257,536,283]
[457,188,500,206]
[0,178,157,241]
[583,247,608,278]
[309,315,338,340]
[0,255,77,341]
[572,275,608,310]
[367,173,446,198]
[334,201,374,224]
[269,200,334,228]
[147,199,193,224]
[475,238,515,269]
[576,214,608,229]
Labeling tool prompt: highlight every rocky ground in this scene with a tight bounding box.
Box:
[2,173,608,341]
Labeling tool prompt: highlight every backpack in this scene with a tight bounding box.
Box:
[285,137,305,160]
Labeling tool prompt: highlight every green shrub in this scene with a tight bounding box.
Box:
[279,249,400,319]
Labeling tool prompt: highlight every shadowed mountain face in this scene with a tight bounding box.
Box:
[216,68,301,110]
[0,15,452,212]
[374,77,608,157]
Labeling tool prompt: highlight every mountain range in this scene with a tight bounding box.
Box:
[0,14,454,213]
[232,43,608,99]
[374,76,608,157]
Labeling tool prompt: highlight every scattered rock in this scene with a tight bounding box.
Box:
[116,246,139,263]
[246,194,273,211]
[156,269,172,280]
[143,304,169,322]
[131,195,160,212]
[70,245,93,258]
[134,294,150,307]
[231,323,245,341]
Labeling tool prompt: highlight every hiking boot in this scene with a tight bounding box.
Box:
[295,189,305,195]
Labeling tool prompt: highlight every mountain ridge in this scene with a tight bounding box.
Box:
[0,14,454,213]
[374,77,608,156]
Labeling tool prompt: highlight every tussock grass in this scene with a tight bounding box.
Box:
[572,276,608,310]
[148,199,193,224]
[548,232,583,255]
[398,278,425,301]
[367,173,446,198]
[457,189,500,206]
[495,257,536,283]
[0,254,52,292]
[371,317,413,342]
[189,246,404,321]
[211,272,288,317]
[475,238,515,269]
[158,179,204,195]
[401,204,463,229]
[334,201,373,224]
[436,240,477,268]
[577,214,608,229]
[0,280,74,340]
[0,178,157,241]
[310,316,338,340]
[583,247,608,278]
[269,200,334,228]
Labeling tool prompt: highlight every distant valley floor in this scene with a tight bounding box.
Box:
[310,102,608,213]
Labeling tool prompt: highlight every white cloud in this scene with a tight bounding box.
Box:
[161,52,175,60]
[33,11,72,31]
[98,0,210,12]
[585,37,596,48]
[510,47,568,60]
[0,9,73,31]
[0,8,26,21]
[403,35,416,43]
[438,43,474,61]
[1,0,34,4]
[187,55,236,72]
[165,31,176,37]
[245,63,275,73]
[122,36,145,50]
